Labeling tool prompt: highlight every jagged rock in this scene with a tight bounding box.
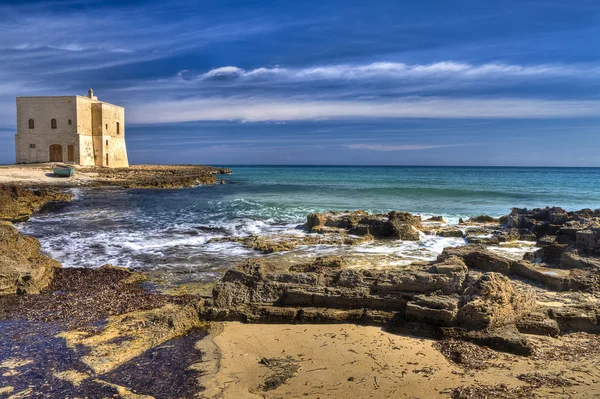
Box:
[0,185,73,223]
[468,215,498,224]
[456,273,534,330]
[290,256,346,272]
[548,306,600,334]
[81,165,232,189]
[405,295,458,326]
[536,242,569,264]
[561,250,600,270]
[466,236,499,245]
[210,256,466,321]
[510,261,570,291]
[438,245,511,274]
[441,325,534,355]
[537,235,556,247]
[372,267,466,295]
[576,228,600,255]
[305,210,422,240]
[425,216,446,223]
[516,312,560,337]
[0,221,61,295]
[437,228,465,238]
[496,228,522,242]
[217,233,373,254]
[429,256,468,275]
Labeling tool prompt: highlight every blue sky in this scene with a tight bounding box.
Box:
[1,0,600,165]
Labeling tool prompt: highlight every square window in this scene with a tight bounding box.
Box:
[29,144,36,149]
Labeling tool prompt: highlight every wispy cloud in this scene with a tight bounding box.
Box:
[196,61,599,83]
[127,97,600,123]
[345,143,470,151]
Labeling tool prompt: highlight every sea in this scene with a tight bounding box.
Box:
[18,166,600,281]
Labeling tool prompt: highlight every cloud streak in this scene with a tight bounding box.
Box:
[345,143,470,151]
[127,97,600,123]
[197,61,600,83]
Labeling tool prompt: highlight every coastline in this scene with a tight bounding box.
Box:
[0,174,600,398]
[0,163,232,189]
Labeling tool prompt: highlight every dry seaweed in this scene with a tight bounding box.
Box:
[433,339,503,370]
[531,333,600,362]
[450,383,536,399]
[517,372,574,388]
[0,266,199,329]
[258,356,300,391]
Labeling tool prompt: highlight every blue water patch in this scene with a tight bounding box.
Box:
[18,166,600,272]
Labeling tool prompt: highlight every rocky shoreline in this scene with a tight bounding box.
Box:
[0,163,232,189]
[1,184,600,398]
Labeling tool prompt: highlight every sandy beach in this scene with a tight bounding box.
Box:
[0,163,231,188]
[204,322,600,399]
[0,163,97,186]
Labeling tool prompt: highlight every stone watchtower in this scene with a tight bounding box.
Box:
[14,89,129,167]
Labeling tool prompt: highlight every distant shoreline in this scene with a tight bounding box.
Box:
[0,163,232,189]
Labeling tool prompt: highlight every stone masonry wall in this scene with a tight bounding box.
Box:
[15,97,79,164]
[15,95,128,167]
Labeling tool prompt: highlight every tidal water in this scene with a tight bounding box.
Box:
[19,166,600,279]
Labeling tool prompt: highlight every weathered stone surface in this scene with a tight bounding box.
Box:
[516,312,560,337]
[441,326,534,355]
[438,245,512,274]
[548,307,600,334]
[425,216,446,223]
[510,261,570,291]
[466,236,499,245]
[576,228,600,255]
[0,185,73,223]
[80,165,232,189]
[457,273,534,330]
[405,295,458,326]
[560,250,600,270]
[536,242,569,264]
[437,228,465,238]
[467,215,498,224]
[372,268,466,295]
[496,228,522,242]
[214,232,373,254]
[0,221,61,295]
[305,210,422,240]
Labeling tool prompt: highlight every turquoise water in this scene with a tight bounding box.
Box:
[225,166,600,218]
[19,166,600,274]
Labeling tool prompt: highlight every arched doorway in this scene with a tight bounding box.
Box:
[49,144,63,162]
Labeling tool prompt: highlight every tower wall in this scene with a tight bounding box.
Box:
[15,97,79,163]
[15,93,129,167]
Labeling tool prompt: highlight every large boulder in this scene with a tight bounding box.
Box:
[576,228,600,255]
[0,221,61,295]
[405,294,459,326]
[456,273,534,330]
[504,207,570,237]
[305,210,422,240]
[437,245,511,274]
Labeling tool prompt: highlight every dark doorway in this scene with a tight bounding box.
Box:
[67,145,74,162]
[49,144,63,162]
